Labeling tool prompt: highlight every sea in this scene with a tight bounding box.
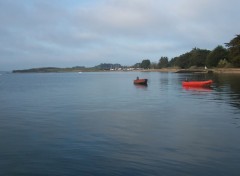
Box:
[0,71,240,176]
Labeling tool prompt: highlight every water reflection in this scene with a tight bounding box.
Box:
[182,86,213,92]
[134,84,148,89]
[213,74,240,110]
[179,73,240,110]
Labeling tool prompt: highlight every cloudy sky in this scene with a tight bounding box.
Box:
[0,0,239,70]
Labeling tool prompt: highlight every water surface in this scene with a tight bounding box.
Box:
[0,72,240,175]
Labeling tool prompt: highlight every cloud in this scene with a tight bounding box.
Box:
[0,0,239,70]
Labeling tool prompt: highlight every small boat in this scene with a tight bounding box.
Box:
[182,80,213,87]
[134,78,148,85]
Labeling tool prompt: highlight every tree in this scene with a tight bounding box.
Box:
[218,59,231,68]
[140,59,151,69]
[158,57,169,68]
[133,63,141,68]
[189,48,210,67]
[231,55,240,67]
[171,52,191,69]
[225,34,240,67]
[168,48,210,69]
[150,62,158,69]
[206,45,228,67]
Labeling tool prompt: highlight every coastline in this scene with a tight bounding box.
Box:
[209,68,240,74]
[11,67,240,74]
[142,68,240,74]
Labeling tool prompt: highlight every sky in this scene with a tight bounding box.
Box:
[0,0,240,70]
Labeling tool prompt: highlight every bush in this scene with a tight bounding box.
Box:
[231,56,240,67]
[217,59,233,68]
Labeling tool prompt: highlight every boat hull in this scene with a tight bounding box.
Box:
[134,79,148,85]
[182,80,213,87]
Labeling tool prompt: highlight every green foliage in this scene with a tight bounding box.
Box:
[231,56,240,67]
[168,48,209,69]
[167,35,240,68]
[133,63,141,68]
[170,53,190,68]
[206,45,228,67]
[218,59,231,68]
[140,59,151,69]
[225,34,240,57]
[168,57,180,68]
[94,63,122,70]
[12,67,88,73]
[225,34,240,67]
[158,57,169,68]
[189,48,210,67]
[150,62,158,69]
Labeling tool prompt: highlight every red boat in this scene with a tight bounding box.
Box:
[134,78,148,85]
[182,80,213,87]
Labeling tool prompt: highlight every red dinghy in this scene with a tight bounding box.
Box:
[182,80,213,87]
[134,78,148,85]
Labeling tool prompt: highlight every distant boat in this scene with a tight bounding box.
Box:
[78,72,82,74]
[134,78,148,85]
[182,80,213,87]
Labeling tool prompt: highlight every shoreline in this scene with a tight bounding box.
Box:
[142,68,240,74]
[11,68,240,74]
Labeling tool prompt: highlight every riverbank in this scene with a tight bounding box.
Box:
[210,68,240,74]
[142,68,240,74]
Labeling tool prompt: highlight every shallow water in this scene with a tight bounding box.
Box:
[0,72,240,175]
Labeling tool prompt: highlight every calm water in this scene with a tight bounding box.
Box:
[0,72,240,176]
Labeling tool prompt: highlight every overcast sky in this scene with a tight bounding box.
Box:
[0,0,239,70]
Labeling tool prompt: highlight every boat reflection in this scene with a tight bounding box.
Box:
[183,85,212,92]
[134,84,148,89]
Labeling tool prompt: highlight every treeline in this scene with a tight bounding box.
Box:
[13,66,87,73]
[13,34,240,73]
[136,34,240,69]
[94,63,122,70]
